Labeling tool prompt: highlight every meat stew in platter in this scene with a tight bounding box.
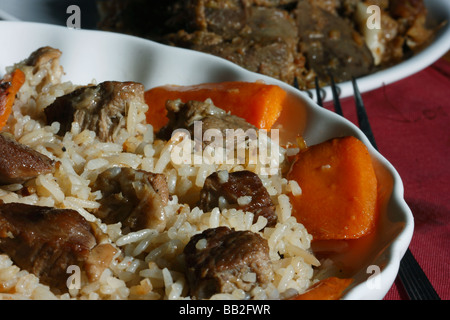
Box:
[97,0,439,89]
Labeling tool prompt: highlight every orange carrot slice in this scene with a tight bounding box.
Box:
[287,136,378,240]
[290,277,353,300]
[0,69,25,129]
[144,81,286,131]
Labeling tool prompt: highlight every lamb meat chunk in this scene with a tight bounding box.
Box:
[246,6,298,43]
[0,133,55,185]
[157,99,257,148]
[171,0,298,38]
[168,30,304,84]
[92,167,169,232]
[22,46,64,89]
[202,35,303,85]
[294,0,374,84]
[44,81,145,142]
[165,4,304,84]
[182,0,245,37]
[184,226,273,299]
[25,46,62,69]
[199,170,277,227]
[0,202,117,293]
[84,242,119,282]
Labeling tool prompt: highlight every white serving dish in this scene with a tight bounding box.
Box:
[0,21,414,300]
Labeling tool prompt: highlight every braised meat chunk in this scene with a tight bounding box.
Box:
[25,46,62,70]
[166,3,303,84]
[294,0,374,84]
[0,202,117,293]
[0,133,54,185]
[200,170,277,227]
[91,167,169,232]
[157,99,256,147]
[13,46,65,96]
[184,226,273,299]
[44,81,145,142]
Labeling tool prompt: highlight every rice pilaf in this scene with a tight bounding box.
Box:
[0,47,320,300]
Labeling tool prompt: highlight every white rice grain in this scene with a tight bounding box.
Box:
[237,196,252,206]
[116,229,155,247]
[287,180,302,196]
[86,158,109,171]
[35,174,65,203]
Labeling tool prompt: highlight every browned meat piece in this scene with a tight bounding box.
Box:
[157,99,256,149]
[184,226,273,299]
[0,202,117,293]
[180,0,244,36]
[91,167,169,232]
[0,133,54,185]
[168,34,302,86]
[22,46,64,90]
[294,0,374,84]
[85,243,119,282]
[199,170,277,227]
[44,81,145,142]
[166,4,304,84]
[172,0,298,34]
[25,46,62,69]
[245,6,298,42]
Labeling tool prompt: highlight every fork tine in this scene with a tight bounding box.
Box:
[329,75,343,116]
[399,249,441,300]
[293,77,300,90]
[314,77,323,107]
[351,77,378,151]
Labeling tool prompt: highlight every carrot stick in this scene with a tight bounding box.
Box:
[287,136,378,240]
[144,81,286,131]
[290,277,353,300]
[0,69,25,130]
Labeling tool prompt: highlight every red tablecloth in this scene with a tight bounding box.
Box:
[324,57,450,300]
